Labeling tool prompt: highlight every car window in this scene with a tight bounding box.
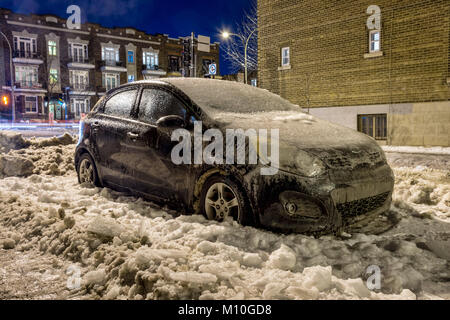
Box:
[104,89,137,118]
[138,88,187,124]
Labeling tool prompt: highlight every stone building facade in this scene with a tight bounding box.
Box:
[258,0,449,146]
[0,8,220,121]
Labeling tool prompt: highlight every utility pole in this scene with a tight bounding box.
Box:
[0,31,15,123]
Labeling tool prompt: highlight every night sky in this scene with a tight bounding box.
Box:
[0,0,254,75]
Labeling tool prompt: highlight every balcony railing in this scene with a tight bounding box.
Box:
[142,64,159,71]
[15,81,43,89]
[101,60,125,68]
[13,50,42,60]
[70,83,91,91]
[69,56,92,64]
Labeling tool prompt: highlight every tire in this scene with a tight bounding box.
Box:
[199,175,252,226]
[77,153,101,187]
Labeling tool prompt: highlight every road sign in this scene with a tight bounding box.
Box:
[209,63,217,75]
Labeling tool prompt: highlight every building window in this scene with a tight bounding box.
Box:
[69,43,88,62]
[358,114,387,140]
[25,96,38,113]
[169,55,181,72]
[102,46,119,65]
[13,36,37,58]
[102,73,120,91]
[281,47,290,67]
[49,69,58,84]
[48,40,57,56]
[69,70,89,90]
[143,51,158,69]
[71,98,90,118]
[369,30,381,53]
[128,75,135,83]
[15,65,38,87]
[127,50,134,63]
[251,79,257,87]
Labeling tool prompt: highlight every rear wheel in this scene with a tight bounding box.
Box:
[77,153,100,187]
[200,176,251,225]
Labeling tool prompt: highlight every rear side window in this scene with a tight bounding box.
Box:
[104,89,137,118]
[138,88,186,124]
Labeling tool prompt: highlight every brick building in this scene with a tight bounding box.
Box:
[0,8,220,122]
[258,0,449,146]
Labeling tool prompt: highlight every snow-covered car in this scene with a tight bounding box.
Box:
[75,79,394,234]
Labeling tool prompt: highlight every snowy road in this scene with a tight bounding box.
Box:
[0,133,449,300]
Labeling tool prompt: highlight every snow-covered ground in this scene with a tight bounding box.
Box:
[0,132,449,300]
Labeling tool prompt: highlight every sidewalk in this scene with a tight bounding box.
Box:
[382,145,450,156]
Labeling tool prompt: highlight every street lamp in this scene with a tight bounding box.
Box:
[0,30,15,124]
[221,29,256,85]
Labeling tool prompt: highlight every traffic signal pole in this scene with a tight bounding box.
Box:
[0,31,15,124]
[190,32,195,78]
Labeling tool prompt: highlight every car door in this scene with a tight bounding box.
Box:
[92,87,139,188]
[129,86,194,203]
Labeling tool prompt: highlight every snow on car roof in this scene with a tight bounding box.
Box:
[159,78,300,115]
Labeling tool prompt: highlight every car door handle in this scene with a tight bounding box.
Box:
[127,132,139,140]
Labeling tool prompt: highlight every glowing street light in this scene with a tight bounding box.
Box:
[221,29,256,85]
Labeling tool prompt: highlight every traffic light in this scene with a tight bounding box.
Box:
[2,95,8,106]
[182,39,191,66]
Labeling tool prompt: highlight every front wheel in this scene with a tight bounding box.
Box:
[77,153,100,187]
[200,176,251,226]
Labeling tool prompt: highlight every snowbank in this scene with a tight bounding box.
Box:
[0,133,448,300]
[0,169,448,300]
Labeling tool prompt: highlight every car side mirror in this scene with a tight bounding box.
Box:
[156,115,186,128]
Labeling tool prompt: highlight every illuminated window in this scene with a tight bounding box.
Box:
[15,65,38,87]
[102,46,119,65]
[281,47,290,67]
[69,70,89,90]
[69,43,88,62]
[49,69,58,84]
[127,50,134,63]
[48,40,57,56]
[102,73,120,91]
[369,30,381,53]
[143,51,158,69]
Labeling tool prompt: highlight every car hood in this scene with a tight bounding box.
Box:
[212,111,385,169]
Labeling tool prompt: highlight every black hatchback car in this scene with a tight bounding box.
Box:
[75,78,394,234]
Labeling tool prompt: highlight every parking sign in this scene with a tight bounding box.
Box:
[209,63,217,75]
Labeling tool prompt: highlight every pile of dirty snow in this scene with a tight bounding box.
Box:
[0,131,76,178]
[0,172,448,300]
[0,133,449,300]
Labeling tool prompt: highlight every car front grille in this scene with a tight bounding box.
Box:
[336,191,390,220]
[324,151,384,170]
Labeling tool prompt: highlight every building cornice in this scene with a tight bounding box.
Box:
[96,33,160,45]
[7,20,90,35]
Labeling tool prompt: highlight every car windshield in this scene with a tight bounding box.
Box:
[162,78,300,115]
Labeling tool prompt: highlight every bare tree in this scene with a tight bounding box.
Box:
[300,73,312,114]
[42,54,60,120]
[221,1,258,76]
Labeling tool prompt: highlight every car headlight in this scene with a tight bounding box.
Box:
[280,148,326,177]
